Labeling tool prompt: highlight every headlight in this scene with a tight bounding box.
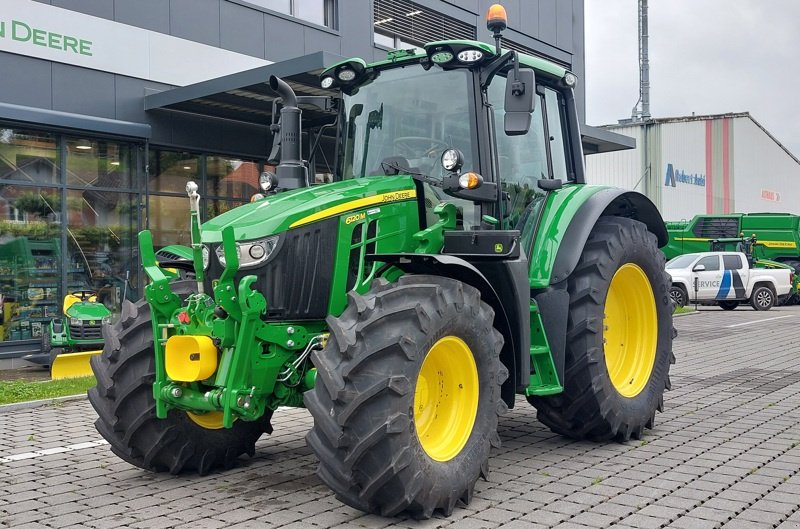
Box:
[202,245,210,270]
[441,149,463,172]
[102,316,112,325]
[337,68,356,82]
[69,318,82,326]
[430,50,454,64]
[321,76,334,89]
[216,235,280,269]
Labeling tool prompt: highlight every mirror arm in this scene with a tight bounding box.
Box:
[480,50,515,90]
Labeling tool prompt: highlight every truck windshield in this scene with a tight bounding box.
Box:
[339,64,476,180]
[666,254,700,269]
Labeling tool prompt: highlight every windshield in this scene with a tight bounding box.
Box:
[666,254,700,269]
[339,64,476,180]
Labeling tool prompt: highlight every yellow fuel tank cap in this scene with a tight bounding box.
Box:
[165,335,218,382]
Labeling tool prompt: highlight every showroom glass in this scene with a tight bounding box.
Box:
[0,184,62,342]
[247,0,335,27]
[206,157,259,201]
[148,151,201,193]
[66,189,138,313]
[0,128,59,184]
[65,138,133,188]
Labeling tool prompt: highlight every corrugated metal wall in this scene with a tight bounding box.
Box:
[585,116,800,222]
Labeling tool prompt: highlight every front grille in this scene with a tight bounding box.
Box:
[69,323,103,340]
[206,218,337,321]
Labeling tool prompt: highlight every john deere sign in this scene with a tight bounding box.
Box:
[1,0,268,86]
[0,19,93,56]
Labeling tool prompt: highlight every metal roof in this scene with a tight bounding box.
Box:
[144,51,344,128]
[144,50,634,154]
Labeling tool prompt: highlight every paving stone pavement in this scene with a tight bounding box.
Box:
[2,306,800,529]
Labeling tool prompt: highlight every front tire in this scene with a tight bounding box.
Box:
[530,217,675,441]
[750,285,775,311]
[305,275,506,518]
[88,281,271,475]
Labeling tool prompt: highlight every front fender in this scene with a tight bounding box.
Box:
[529,185,667,288]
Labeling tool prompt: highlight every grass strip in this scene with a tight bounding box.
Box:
[0,376,95,405]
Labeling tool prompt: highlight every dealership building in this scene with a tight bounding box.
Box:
[1,0,630,363]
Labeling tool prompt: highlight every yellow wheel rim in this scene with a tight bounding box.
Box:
[186,411,226,430]
[413,336,479,462]
[603,263,658,398]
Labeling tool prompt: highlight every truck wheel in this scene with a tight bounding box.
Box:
[305,275,506,519]
[750,285,775,311]
[88,281,271,475]
[718,301,739,311]
[530,217,675,441]
[669,285,687,308]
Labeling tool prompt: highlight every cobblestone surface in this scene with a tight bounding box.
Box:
[1,306,800,528]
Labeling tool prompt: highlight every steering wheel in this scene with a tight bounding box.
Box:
[393,136,449,159]
[71,290,96,301]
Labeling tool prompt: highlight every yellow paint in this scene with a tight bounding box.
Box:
[760,240,797,249]
[413,336,479,462]
[63,293,96,314]
[50,350,101,380]
[672,237,710,242]
[289,190,417,228]
[603,263,658,398]
[164,335,218,382]
[186,411,227,429]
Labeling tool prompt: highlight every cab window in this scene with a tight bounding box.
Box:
[722,254,743,270]
[696,255,720,271]
[544,88,570,181]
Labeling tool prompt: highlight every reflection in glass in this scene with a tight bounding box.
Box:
[0,184,62,343]
[66,190,138,314]
[148,150,200,193]
[0,129,58,185]
[65,138,133,188]
[206,157,259,200]
[149,194,191,248]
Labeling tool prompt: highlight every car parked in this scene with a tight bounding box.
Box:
[666,251,794,311]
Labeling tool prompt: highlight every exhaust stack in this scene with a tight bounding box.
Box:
[269,75,308,190]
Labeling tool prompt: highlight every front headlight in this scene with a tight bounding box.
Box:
[69,318,82,326]
[102,316,112,325]
[216,235,280,269]
[202,245,210,270]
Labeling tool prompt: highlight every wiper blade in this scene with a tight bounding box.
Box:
[380,161,441,187]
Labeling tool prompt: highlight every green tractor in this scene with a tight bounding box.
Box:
[89,6,675,519]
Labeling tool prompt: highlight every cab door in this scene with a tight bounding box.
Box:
[692,255,724,299]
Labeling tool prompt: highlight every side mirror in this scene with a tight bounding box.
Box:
[504,68,535,136]
[692,264,706,272]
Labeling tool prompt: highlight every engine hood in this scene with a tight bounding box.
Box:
[66,301,112,319]
[200,175,416,243]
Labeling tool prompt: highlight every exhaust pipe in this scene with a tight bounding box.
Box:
[269,75,307,190]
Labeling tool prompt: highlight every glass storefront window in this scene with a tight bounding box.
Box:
[0,129,59,185]
[0,184,62,343]
[148,150,200,193]
[148,194,191,248]
[66,190,138,313]
[206,157,259,200]
[65,137,134,188]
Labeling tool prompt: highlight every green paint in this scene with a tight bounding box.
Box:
[5,19,92,56]
[525,302,562,396]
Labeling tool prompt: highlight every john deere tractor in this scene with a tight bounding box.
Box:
[90,5,675,519]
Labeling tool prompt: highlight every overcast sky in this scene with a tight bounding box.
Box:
[584,0,800,156]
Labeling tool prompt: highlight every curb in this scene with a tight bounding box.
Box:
[0,393,88,413]
[674,309,701,317]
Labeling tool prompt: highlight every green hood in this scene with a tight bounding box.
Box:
[201,175,416,243]
[66,301,112,320]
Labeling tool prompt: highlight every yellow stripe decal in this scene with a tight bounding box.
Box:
[289,190,417,228]
[673,237,710,242]
[760,240,798,249]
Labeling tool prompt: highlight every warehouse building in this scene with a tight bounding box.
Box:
[0,0,628,363]
[585,113,800,222]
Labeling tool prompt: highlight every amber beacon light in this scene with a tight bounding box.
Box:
[486,4,508,33]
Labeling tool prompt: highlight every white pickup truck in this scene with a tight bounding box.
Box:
[666,251,794,311]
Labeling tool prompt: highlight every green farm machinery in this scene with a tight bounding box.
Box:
[90,5,675,518]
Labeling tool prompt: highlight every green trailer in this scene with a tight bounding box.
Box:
[664,213,800,271]
[89,5,675,519]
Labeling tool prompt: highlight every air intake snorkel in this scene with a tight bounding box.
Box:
[267,75,308,190]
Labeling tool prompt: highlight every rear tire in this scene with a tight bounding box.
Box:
[88,281,271,475]
[718,300,739,311]
[305,275,506,518]
[750,285,775,311]
[529,217,675,441]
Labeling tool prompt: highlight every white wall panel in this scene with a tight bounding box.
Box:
[584,125,642,190]
[659,120,708,221]
[732,118,800,214]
